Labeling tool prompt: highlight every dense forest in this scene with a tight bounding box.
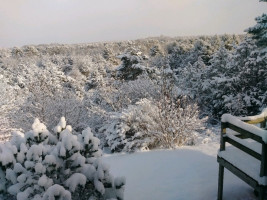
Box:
[0,31,266,199]
[1,33,266,151]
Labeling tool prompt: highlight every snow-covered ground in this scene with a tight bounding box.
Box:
[102,142,257,200]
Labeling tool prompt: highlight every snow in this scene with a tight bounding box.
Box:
[42,184,71,200]
[14,163,26,174]
[7,183,23,195]
[102,142,258,200]
[35,162,46,174]
[65,173,87,192]
[58,117,67,129]
[28,118,50,140]
[114,177,126,200]
[80,164,96,180]
[0,143,16,166]
[24,161,35,169]
[44,155,57,165]
[60,129,80,151]
[54,117,68,133]
[17,174,27,183]
[17,187,33,200]
[114,176,126,188]
[10,131,25,149]
[17,144,28,163]
[6,169,17,184]
[222,114,267,143]
[26,144,44,161]
[238,108,267,121]
[94,179,105,194]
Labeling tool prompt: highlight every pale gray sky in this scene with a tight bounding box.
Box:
[0,0,266,48]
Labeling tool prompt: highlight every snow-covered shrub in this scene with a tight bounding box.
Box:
[0,117,125,200]
[150,45,163,57]
[113,76,161,107]
[22,46,39,57]
[12,76,91,133]
[101,96,206,152]
[0,74,22,140]
[100,99,158,152]
[155,95,206,148]
[85,70,105,91]
[11,47,23,57]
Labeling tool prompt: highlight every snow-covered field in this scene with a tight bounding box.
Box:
[102,142,257,200]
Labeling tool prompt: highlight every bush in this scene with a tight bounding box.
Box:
[0,117,125,200]
[113,76,161,107]
[100,99,158,152]
[101,96,206,152]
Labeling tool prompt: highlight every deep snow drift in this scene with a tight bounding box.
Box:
[102,142,257,200]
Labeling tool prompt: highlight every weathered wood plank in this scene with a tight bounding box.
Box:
[235,134,250,139]
[242,117,266,125]
[224,137,261,160]
[217,156,259,189]
[225,123,263,143]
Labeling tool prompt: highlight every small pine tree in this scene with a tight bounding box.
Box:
[0,117,125,200]
[115,48,150,81]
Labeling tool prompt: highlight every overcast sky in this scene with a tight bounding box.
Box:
[0,0,266,48]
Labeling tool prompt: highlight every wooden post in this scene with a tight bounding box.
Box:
[260,119,266,129]
[261,143,267,177]
[218,164,224,200]
[218,122,227,200]
[259,118,267,200]
[220,122,227,151]
[258,186,264,200]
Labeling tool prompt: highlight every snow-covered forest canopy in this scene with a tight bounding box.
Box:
[0,33,266,146]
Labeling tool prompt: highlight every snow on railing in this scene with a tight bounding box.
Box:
[221,109,267,143]
[238,108,267,123]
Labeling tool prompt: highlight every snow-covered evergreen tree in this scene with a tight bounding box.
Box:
[149,45,163,57]
[0,117,125,200]
[245,0,267,48]
[115,48,150,80]
[200,45,231,114]
[177,57,208,100]
[202,38,266,117]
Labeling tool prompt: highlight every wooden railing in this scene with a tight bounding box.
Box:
[217,109,267,200]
